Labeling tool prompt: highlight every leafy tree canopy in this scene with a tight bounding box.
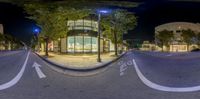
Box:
[3,0,140,8]
[101,9,137,44]
[181,29,196,44]
[24,2,90,41]
[156,29,174,47]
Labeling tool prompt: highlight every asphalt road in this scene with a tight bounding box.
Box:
[1,50,200,99]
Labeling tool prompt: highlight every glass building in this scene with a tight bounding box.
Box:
[52,17,114,53]
[67,19,98,53]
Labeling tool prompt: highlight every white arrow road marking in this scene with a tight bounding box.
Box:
[32,62,46,79]
[0,51,30,90]
[133,58,200,92]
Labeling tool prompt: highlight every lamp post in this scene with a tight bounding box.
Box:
[33,28,40,52]
[97,10,110,62]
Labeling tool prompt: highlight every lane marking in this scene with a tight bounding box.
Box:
[32,62,46,79]
[119,60,133,76]
[166,54,172,56]
[120,63,128,76]
[133,58,200,92]
[0,51,30,90]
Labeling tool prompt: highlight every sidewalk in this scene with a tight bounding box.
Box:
[37,52,117,69]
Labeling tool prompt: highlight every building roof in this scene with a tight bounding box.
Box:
[155,22,200,33]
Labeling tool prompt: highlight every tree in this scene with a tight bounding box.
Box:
[6,0,139,8]
[101,9,137,56]
[0,33,5,41]
[23,1,139,56]
[181,29,196,51]
[4,34,13,50]
[0,34,5,50]
[0,34,22,50]
[156,30,174,52]
[24,3,90,56]
[196,33,200,48]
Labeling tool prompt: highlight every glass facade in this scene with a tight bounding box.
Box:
[67,36,97,53]
[68,37,75,52]
[92,37,97,52]
[75,36,83,52]
[68,20,98,32]
[84,36,92,52]
[64,19,112,53]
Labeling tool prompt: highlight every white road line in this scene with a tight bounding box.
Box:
[119,60,133,76]
[32,62,46,79]
[166,54,172,56]
[133,58,200,92]
[0,51,30,90]
[120,63,128,76]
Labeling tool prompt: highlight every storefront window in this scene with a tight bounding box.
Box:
[67,20,98,32]
[67,37,75,52]
[75,36,83,52]
[92,37,97,52]
[67,36,97,53]
[84,36,92,52]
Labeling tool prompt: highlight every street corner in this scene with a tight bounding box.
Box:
[34,51,127,77]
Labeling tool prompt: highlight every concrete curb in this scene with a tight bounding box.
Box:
[34,52,127,76]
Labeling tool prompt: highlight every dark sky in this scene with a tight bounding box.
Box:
[1,0,200,44]
[0,2,37,45]
[129,0,200,41]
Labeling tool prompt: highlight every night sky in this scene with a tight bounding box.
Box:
[1,0,200,44]
[130,0,200,41]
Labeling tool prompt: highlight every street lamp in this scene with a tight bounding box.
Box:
[33,28,40,52]
[34,28,40,33]
[97,10,110,62]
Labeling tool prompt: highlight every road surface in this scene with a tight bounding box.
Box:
[1,50,200,99]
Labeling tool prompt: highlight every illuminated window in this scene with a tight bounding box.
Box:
[75,36,84,52]
[84,36,92,52]
[92,37,97,52]
[67,36,97,53]
[67,37,75,52]
[67,20,98,32]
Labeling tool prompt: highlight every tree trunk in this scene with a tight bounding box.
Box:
[5,40,8,50]
[45,38,49,56]
[11,42,13,50]
[114,30,118,56]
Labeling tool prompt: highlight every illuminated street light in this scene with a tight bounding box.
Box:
[97,9,110,62]
[33,28,40,52]
[99,10,109,14]
[34,28,40,34]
